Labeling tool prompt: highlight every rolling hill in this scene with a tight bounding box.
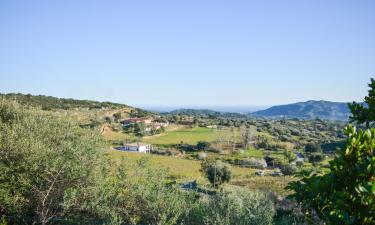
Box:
[0,93,128,110]
[251,100,351,121]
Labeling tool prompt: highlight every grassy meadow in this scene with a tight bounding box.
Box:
[143,126,241,145]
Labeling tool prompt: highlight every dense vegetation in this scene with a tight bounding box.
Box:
[288,126,375,224]
[0,93,127,110]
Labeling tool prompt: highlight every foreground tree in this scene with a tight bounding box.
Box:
[348,77,375,128]
[0,101,105,224]
[288,126,375,224]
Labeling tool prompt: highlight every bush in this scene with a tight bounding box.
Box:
[304,142,322,153]
[185,186,275,225]
[308,153,324,163]
[196,141,211,151]
[264,156,283,168]
[279,164,298,175]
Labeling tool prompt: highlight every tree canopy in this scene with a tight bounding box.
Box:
[348,77,375,128]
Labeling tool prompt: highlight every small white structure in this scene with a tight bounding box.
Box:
[118,143,152,153]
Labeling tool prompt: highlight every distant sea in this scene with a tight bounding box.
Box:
[137,106,269,114]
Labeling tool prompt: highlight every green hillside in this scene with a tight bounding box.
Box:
[0,93,128,110]
[252,100,351,121]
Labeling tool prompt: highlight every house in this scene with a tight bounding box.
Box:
[116,143,152,153]
[121,117,152,126]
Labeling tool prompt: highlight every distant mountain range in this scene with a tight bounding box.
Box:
[251,100,351,121]
[165,100,352,121]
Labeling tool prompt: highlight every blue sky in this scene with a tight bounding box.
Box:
[0,0,374,108]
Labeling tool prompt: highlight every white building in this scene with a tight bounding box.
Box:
[118,143,152,153]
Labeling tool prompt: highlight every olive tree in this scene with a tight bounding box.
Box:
[201,160,232,188]
[0,101,106,224]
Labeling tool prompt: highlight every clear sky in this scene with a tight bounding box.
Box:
[0,0,374,108]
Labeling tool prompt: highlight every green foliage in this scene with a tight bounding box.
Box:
[185,186,275,225]
[134,122,146,137]
[241,127,253,148]
[304,142,322,153]
[283,150,297,163]
[279,164,298,175]
[196,141,211,151]
[308,152,324,163]
[91,157,195,225]
[201,160,232,188]
[0,101,106,224]
[348,78,375,128]
[288,125,375,225]
[0,93,126,110]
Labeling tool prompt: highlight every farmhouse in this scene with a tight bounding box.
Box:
[121,117,152,126]
[117,143,152,153]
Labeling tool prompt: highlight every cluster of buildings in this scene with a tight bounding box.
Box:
[120,117,169,132]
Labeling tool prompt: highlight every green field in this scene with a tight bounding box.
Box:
[143,126,240,145]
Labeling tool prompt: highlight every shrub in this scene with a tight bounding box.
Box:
[196,141,211,151]
[308,153,324,163]
[201,160,232,188]
[279,164,298,175]
[296,161,304,167]
[185,186,275,225]
[304,142,322,153]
